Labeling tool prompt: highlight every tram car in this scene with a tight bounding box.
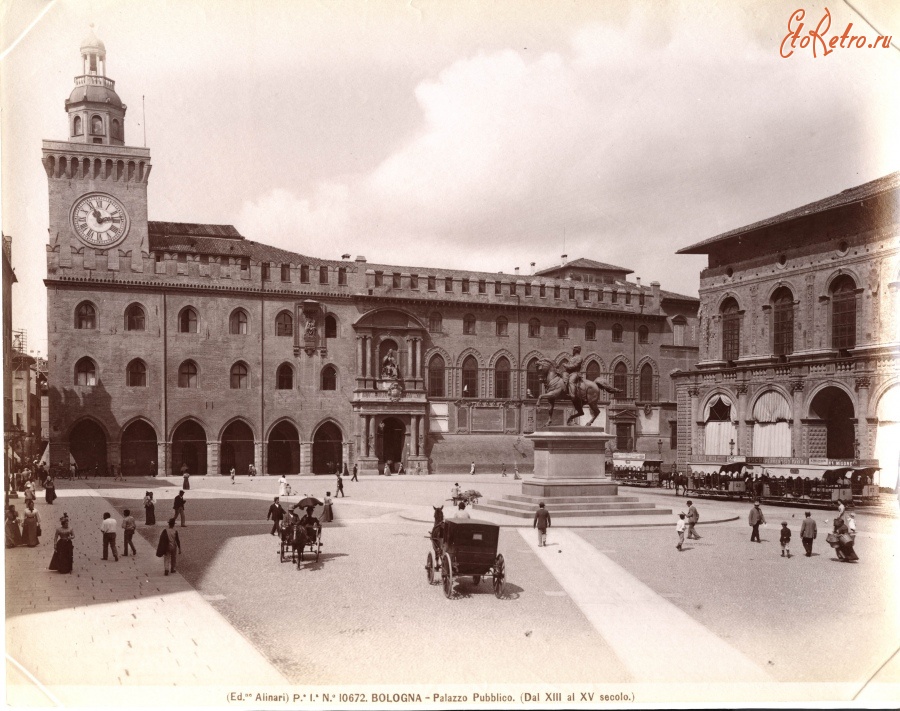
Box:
[612,457,663,487]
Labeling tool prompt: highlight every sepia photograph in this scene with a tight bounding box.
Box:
[2,0,899,707]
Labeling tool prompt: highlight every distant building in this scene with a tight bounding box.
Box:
[44,32,699,476]
[673,172,900,489]
[3,235,18,471]
[11,343,42,462]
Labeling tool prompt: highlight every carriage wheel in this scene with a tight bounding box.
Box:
[492,554,506,599]
[441,553,453,599]
[279,538,287,562]
[426,553,435,584]
[472,576,481,586]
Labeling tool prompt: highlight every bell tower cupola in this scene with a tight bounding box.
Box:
[65,25,127,146]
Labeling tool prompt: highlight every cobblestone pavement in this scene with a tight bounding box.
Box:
[5,473,899,704]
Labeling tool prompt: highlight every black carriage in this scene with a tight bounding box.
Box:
[426,519,506,599]
[278,517,322,567]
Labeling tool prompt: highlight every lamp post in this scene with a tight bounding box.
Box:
[729,438,735,456]
[658,438,663,456]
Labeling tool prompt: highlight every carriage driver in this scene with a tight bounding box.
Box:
[562,345,585,399]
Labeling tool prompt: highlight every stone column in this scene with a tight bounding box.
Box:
[255,440,264,475]
[411,416,420,455]
[688,387,700,458]
[856,377,870,460]
[416,338,423,379]
[206,440,219,476]
[157,441,168,477]
[357,336,364,386]
[365,415,373,457]
[107,441,121,473]
[299,441,312,475]
[736,383,748,455]
[790,379,804,458]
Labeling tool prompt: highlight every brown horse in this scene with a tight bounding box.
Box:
[535,359,620,427]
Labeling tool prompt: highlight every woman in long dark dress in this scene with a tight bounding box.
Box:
[49,515,74,573]
[5,505,22,547]
[44,476,57,504]
[21,501,41,547]
[144,491,156,525]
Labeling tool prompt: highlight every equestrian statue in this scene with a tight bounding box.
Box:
[535,345,620,427]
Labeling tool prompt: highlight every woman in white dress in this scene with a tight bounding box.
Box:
[278,475,288,497]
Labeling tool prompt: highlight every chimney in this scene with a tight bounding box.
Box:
[355,256,367,263]
[514,267,520,275]
[561,254,568,266]
[636,277,641,287]
[342,253,351,260]
[651,281,661,305]
[530,262,536,275]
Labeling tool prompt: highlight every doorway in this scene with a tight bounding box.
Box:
[171,419,207,475]
[312,422,343,474]
[380,417,406,472]
[120,420,157,477]
[69,419,107,474]
[808,387,855,459]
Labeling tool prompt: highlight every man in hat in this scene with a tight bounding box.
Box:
[533,502,551,547]
[267,497,286,536]
[799,511,817,556]
[562,345,585,400]
[749,501,765,542]
[686,500,701,539]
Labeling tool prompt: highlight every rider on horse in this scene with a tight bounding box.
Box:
[562,345,584,401]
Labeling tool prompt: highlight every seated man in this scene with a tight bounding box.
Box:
[299,506,321,541]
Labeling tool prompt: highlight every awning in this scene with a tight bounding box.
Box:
[703,394,737,423]
[718,461,747,474]
[752,390,792,423]
[688,463,722,475]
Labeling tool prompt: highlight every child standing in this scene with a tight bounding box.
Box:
[780,521,792,558]
[676,513,686,551]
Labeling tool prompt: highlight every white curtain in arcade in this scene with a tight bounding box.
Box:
[703,394,737,456]
[874,386,900,490]
[751,390,792,458]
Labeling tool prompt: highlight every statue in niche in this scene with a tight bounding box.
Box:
[304,317,317,338]
[381,348,400,380]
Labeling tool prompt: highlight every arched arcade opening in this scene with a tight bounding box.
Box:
[69,419,108,474]
[220,420,255,475]
[808,387,856,460]
[312,422,343,474]
[120,420,157,477]
[267,421,300,475]
[171,420,207,476]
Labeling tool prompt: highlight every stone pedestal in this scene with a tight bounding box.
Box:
[475,427,669,519]
[357,456,379,476]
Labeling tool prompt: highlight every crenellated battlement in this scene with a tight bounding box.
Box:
[42,141,151,184]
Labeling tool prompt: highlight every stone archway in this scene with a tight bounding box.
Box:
[267,421,300,475]
[378,417,406,473]
[69,419,108,474]
[171,420,207,476]
[120,420,157,477]
[808,387,856,459]
[220,421,255,476]
[312,422,343,475]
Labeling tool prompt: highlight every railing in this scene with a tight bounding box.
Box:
[74,75,116,89]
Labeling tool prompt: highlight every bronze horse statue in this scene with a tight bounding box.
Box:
[535,359,620,427]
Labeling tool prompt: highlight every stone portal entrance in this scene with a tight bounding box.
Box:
[379,417,406,473]
[808,387,855,459]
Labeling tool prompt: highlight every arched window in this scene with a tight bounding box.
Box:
[772,286,794,356]
[613,362,628,397]
[126,359,147,387]
[495,357,511,399]
[721,298,740,361]
[325,315,337,338]
[91,115,104,135]
[585,360,601,382]
[74,357,97,386]
[111,119,121,139]
[526,358,541,398]
[672,316,686,346]
[178,360,198,388]
[73,116,83,136]
[831,275,857,350]
[276,363,293,390]
[462,356,478,398]
[463,314,476,335]
[428,355,445,397]
[178,307,198,333]
[612,323,623,342]
[638,325,649,344]
[528,318,541,338]
[275,311,293,337]
[496,316,509,337]
[429,312,442,333]
[639,363,654,402]
[585,321,596,341]
[557,320,569,338]
[75,302,96,329]
[229,309,249,335]
[125,303,146,331]
[230,362,249,389]
[321,365,337,391]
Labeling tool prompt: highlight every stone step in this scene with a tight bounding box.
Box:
[480,498,653,512]
[472,502,672,519]
[505,494,640,505]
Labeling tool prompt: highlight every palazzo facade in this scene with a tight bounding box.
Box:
[44,34,699,476]
[673,172,900,490]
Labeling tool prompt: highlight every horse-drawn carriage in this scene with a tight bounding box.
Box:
[450,489,482,507]
[278,497,324,567]
[426,513,506,599]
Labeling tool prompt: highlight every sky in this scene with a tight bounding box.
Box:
[2,0,899,356]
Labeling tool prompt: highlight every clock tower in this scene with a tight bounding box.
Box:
[43,27,151,272]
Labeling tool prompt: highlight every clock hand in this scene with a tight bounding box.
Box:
[92,209,102,221]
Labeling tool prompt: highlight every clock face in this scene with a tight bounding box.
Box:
[70,193,130,248]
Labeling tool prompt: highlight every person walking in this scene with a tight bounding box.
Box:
[230,467,236,485]
[143,491,156,525]
[321,492,334,523]
[182,468,191,491]
[156,518,182,575]
[22,501,41,547]
[149,460,157,477]
[267,497,286,535]
[513,464,521,480]
[6,505,23,547]
[470,461,476,476]
[676,512,686,551]
[451,482,461,501]
[749,501,765,543]
[49,514,74,573]
[800,511,817,556]
[501,462,507,477]
[837,499,846,518]
[343,462,350,478]
[248,463,256,478]
[278,475,288,497]
[100,512,119,561]
[122,509,137,556]
[351,463,358,482]
[24,482,36,505]
[779,521,792,558]
[533,502,551,546]
[686,500,701,539]
[336,474,345,498]
[174,490,187,527]
[847,512,857,541]
[44,475,57,505]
